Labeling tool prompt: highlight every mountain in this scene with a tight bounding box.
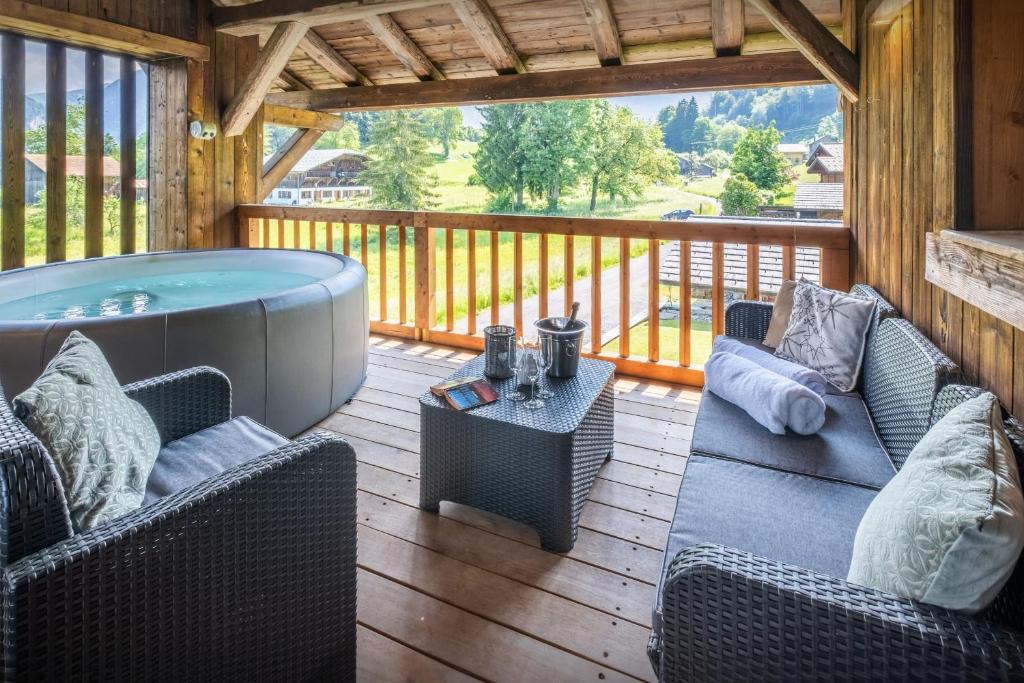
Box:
[25,67,149,139]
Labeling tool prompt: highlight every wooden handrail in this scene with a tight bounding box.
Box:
[237,205,852,387]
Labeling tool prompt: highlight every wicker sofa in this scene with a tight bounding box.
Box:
[0,366,357,681]
[648,285,1024,682]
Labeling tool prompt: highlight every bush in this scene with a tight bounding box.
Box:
[719,174,763,217]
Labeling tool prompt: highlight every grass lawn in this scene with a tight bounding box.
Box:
[603,317,714,367]
[23,202,148,267]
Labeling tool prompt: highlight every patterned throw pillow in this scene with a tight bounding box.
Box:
[774,281,876,392]
[848,394,1024,612]
[13,331,161,532]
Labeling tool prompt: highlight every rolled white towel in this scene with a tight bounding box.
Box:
[705,352,827,435]
[713,336,828,396]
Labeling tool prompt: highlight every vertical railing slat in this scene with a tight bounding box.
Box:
[564,235,574,316]
[413,221,435,337]
[679,240,691,367]
[119,56,136,255]
[712,242,725,336]
[262,218,271,247]
[514,232,523,335]
[746,244,760,300]
[490,231,499,326]
[591,236,602,354]
[618,238,630,358]
[277,218,284,248]
[84,48,104,259]
[467,229,477,335]
[45,42,66,264]
[309,220,317,250]
[326,221,334,252]
[343,222,351,256]
[783,244,796,280]
[360,224,368,266]
[538,233,548,319]
[293,220,300,249]
[445,228,455,331]
[398,225,408,324]
[379,225,387,321]
[648,239,660,363]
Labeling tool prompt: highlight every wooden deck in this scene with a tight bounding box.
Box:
[313,335,701,683]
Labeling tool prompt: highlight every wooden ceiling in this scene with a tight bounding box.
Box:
[210,0,853,125]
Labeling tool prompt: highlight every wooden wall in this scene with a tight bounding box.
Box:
[846,0,1024,419]
[22,0,201,42]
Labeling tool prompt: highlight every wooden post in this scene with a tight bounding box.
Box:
[820,247,851,291]
[413,216,436,340]
[85,49,104,258]
[46,43,66,263]
[120,56,136,255]
[712,241,725,336]
[1,34,25,270]
[745,244,760,299]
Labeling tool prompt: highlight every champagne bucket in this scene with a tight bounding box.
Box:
[535,317,588,378]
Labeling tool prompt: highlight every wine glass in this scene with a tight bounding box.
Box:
[523,348,544,410]
[507,336,527,402]
[535,335,554,399]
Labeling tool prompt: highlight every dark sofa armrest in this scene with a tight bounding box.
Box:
[123,366,231,444]
[1,431,358,680]
[723,301,773,341]
[653,544,1024,682]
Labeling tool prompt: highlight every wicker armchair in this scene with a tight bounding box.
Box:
[0,367,357,682]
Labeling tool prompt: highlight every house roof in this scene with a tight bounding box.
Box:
[25,154,122,177]
[793,183,844,211]
[277,148,367,174]
[808,143,844,162]
[807,154,844,174]
[778,143,807,154]
[659,241,821,293]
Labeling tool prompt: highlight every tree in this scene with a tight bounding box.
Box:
[661,96,699,152]
[315,125,361,150]
[719,173,762,216]
[729,123,790,192]
[703,149,731,172]
[424,107,464,158]
[357,110,437,209]
[714,121,745,153]
[579,102,676,210]
[474,104,531,211]
[815,111,843,140]
[26,102,87,155]
[522,100,593,212]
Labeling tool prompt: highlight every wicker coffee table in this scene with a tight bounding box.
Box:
[419,354,615,552]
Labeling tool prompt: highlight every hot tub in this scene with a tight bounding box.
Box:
[0,249,368,437]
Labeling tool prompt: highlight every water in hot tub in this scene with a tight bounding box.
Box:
[0,270,319,320]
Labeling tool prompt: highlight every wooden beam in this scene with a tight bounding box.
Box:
[267,51,825,112]
[365,13,445,81]
[222,21,309,137]
[279,69,311,91]
[299,29,374,86]
[711,0,745,57]
[451,0,525,75]
[265,104,346,130]
[1,34,25,271]
[214,0,446,36]
[260,128,325,201]
[46,43,66,263]
[84,49,104,259]
[577,0,622,66]
[745,0,859,102]
[120,56,137,255]
[0,0,208,60]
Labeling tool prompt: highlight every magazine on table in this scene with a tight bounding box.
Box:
[430,376,499,410]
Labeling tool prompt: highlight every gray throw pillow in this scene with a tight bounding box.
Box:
[13,331,161,532]
[847,394,1024,612]
[774,281,875,392]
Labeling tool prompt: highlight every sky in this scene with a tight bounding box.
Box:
[22,40,129,97]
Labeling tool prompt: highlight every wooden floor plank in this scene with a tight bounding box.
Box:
[358,526,655,681]
[358,570,640,683]
[358,626,481,683]
[357,489,656,628]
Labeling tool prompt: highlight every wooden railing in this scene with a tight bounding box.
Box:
[237,205,851,386]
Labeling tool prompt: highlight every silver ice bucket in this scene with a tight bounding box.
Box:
[535,317,588,378]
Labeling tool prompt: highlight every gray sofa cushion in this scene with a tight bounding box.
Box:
[143,416,289,505]
[653,455,878,634]
[691,387,896,489]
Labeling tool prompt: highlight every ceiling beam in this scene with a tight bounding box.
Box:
[277,68,312,91]
[577,0,622,66]
[450,0,525,75]
[300,29,374,86]
[222,21,310,137]
[260,128,325,201]
[213,0,446,36]
[711,0,745,57]
[264,104,346,130]
[0,0,209,60]
[365,13,445,81]
[745,0,859,102]
[266,51,825,112]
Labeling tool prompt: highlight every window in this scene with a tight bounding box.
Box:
[301,190,312,199]
[277,190,291,199]
[0,36,149,270]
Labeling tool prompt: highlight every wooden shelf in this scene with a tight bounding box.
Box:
[925,230,1024,331]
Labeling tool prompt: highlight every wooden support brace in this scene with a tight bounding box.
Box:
[365,13,445,81]
[299,29,373,86]
[222,21,309,137]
